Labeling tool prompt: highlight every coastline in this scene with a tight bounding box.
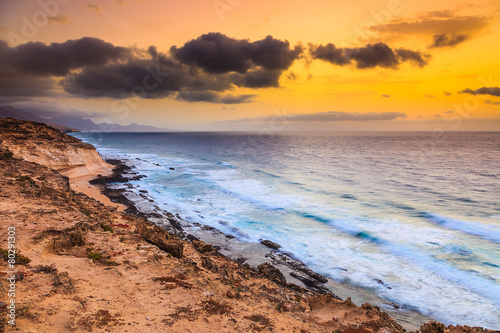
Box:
[1,119,496,332]
[85,150,432,330]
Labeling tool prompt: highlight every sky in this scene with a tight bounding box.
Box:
[0,0,499,131]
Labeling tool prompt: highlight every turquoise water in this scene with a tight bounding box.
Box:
[73,131,500,329]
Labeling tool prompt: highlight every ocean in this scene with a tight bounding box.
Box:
[72,131,500,329]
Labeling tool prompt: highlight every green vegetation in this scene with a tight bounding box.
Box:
[105,260,119,266]
[86,252,103,261]
[80,208,92,217]
[16,175,32,182]
[0,248,31,265]
[100,223,113,233]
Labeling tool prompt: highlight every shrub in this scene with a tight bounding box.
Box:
[80,208,92,217]
[100,223,113,233]
[0,248,31,265]
[87,252,103,261]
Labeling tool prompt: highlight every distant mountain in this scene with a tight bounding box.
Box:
[0,106,48,123]
[0,106,171,132]
[0,106,78,133]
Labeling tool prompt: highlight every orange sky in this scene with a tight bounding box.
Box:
[1,0,499,131]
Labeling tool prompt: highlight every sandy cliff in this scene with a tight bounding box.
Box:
[0,119,112,179]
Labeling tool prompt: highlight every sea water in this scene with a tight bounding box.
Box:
[72,131,500,329]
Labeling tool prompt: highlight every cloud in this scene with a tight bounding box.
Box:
[248,111,406,122]
[367,11,489,47]
[176,91,256,104]
[350,43,398,69]
[395,48,430,67]
[444,91,452,96]
[60,49,281,99]
[425,94,435,98]
[0,38,128,76]
[309,43,350,66]
[61,35,300,99]
[235,69,281,88]
[310,42,429,69]
[458,87,500,97]
[370,15,489,36]
[381,94,391,98]
[48,15,70,24]
[485,100,500,105]
[429,34,469,48]
[88,4,101,12]
[171,33,302,74]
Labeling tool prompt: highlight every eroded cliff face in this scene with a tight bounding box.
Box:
[0,118,111,178]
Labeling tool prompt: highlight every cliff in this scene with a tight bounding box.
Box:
[0,118,111,178]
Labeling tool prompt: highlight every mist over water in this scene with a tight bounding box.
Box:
[73,131,500,329]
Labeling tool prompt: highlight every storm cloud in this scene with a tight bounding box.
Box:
[310,42,429,69]
[0,33,430,103]
[459,87,500,97]
[0,38,128,76]
[170,33,302,73]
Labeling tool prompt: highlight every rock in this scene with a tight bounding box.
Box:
[261,239,281,250]
[44,222,88,253]
[163,282,177,290]
[192,240,214,254]
[257,263,286,284]
[420,321,446,333]
[169,167,175,170]
[187,234,200,242]
[226,290,235,298]
[134,219,184,258]
[201,256,219,273]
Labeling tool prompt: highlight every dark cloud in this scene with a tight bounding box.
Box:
[485,100,500,105]
[61,51,281,99]
[248,35,303,71]
[176,91,256,104]
[252,111,406,122]
[0,38,128,76]
[309,43,350,66]
[171,33,302,74]
[350,43,399,69]
[395,48,430,67]
[459,87,500,97]
[235,69,281,88]
[444,91,452,96]
[429,34,469,48]
[381,94,391,98]
[310,42,429,69]
[61,32,301,100]
[171,33,252,74]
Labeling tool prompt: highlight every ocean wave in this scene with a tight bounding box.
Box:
[422,213,500,244]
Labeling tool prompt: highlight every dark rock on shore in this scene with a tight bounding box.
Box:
[135,219,184,258]
[260,239,281,250]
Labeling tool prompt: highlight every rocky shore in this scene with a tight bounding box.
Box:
[0,118,496,332]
